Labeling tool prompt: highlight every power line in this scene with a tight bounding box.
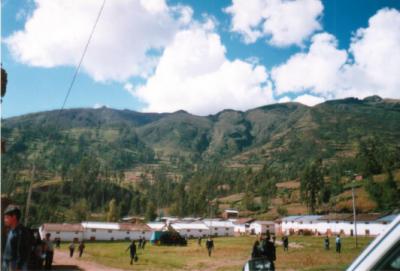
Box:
[54,0,107,127]
[23,0,107,226]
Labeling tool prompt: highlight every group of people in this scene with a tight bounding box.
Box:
[251,232,277,270]
[324,235,342,253]
[2,205,58,271]
[68,240,85,258]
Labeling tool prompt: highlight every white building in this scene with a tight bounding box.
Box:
[39,223,84,242]
[169,221,209,238]
[278,214,398,237]
[203,219,234,237]
[249,221,275,235]
[40,222,152,241]
[233,218,256,235]
[147,222,167,231]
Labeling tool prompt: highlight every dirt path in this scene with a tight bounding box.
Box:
[53,250,127,271]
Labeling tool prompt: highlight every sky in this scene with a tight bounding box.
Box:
[1,0,400,117]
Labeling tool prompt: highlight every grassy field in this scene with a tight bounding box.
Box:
[59,235,373,271]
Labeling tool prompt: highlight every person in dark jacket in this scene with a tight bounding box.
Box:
[69,241,75,257]
[324,236,330,250]
[78,241,85,257]
[126,240,137,265]
[262,233,276,271]
[335,235,341,253]
[2,205,32,271]
[205,237,214,257]
[282,235,289,251]
[251,240,262,259]
[43,233,54,270]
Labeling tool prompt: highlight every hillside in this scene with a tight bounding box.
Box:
[2,96,400,225]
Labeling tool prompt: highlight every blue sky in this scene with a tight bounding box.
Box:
[1,0,400,117]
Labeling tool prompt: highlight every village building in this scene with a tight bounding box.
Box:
[169,221,209,238]
[278,214,398,236]
[147,222,167,231]
[40,222,152,241]
[222,209,239,220]
[233,218,256,235]
[39,223,84,242]
[202,219,235,237]
[249,221,275,235]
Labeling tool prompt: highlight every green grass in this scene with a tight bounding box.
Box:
[59,235,373,270]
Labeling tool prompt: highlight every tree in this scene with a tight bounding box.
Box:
[107,199,118,222]
[381,171,400,210]
[145,202,157,222]
[301,160,324,214]
[65,199,89,222]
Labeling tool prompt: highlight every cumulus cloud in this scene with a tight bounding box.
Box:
[337,8,400,99]
[225,0,323,46]
[271,8,400,100]
[5,0,191,81]
[272,33,347,96]
[134,23,274,115]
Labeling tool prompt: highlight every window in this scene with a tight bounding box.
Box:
[56,231,60,234]
[75,232,79,234]
[226,228,229,231]
[199,230,202,233]
[187,229,191,232]
[126,231,130,234]
[91,229,96,232]
[108,230,112,233]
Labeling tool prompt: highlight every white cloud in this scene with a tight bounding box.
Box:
[294,94,324,106]
[225,0,323,46]
[272,33,347,96]
[134,23,274,115]
[337,8,400,99]
[5,0,191,82]
[271,8,400,101]
[123,82,134,94]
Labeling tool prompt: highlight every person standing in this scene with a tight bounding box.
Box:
[198,237,202,246]
[44,233,54,270]
[324,236,330,250]
[282,235,289,252]
[138,237,143,249]
[142,239,146,249]
[78,241,85,257]
[251,240,262,259]
[206,237,214,257]
[69,241,75,257]
[335,235,341,253]
[262,233,276,271]
[2,205,32,271]
[126,240,137,265]
[55,239,61,248]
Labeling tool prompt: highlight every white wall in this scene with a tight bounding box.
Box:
[280,220,388,236]
[39,228,84,242]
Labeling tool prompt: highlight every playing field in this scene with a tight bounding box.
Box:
[60,236,373,270]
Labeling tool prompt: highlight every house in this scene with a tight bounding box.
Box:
[169,221,209,238]
[279,214,398,237]
[147,222,167,231]
[40,221,152,241]
[203,219,234,237]
[222,209,239,220]
[39,223,84,242]
[233,218,256,235]
[249,221,275,235]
